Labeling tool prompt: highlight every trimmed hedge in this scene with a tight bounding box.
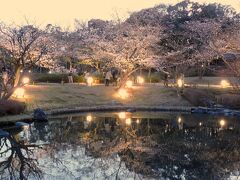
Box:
[31,73,104,83]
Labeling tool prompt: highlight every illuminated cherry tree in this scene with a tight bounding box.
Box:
[0,23,54,99]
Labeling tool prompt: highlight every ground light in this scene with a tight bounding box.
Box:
[220,80,230,88]
[118,89,129,99]
[126,80,133,88]
[87,77,94,86]
[177,79,184,88]
[137,76,144,84]
[22,77,30,85]
[14,88,25,98]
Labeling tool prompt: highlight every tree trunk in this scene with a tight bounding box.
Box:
[148,68,152,83]
[117,68,140,90]
[2,66,23,100]
[14,66,22,87]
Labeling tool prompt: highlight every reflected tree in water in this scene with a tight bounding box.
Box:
[0,133,42,179]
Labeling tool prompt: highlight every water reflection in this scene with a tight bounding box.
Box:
[1,113,240,179]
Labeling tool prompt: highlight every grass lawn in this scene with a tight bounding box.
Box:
[14,83,191,112]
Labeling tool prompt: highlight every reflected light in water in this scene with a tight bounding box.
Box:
[86,115,93,122]
[178,117,182,123]
[220,119,226,127]
[126,118,132,125]
[136,119,140,124]
[118,112,126,119]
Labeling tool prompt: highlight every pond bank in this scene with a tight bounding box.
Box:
[0,105,192,123]
[1,105,240,124]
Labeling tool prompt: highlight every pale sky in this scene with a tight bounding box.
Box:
[0,0,239,28]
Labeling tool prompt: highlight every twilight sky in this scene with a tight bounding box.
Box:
[0,0,239,28]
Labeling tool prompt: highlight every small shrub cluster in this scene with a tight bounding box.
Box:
[0,100,26,116]
[31,73,105,83]
[216,94,240,109]
[182,88,215,107]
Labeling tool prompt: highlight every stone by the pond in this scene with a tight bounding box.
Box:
[33,108,48,122]
[0,129,9,138]
[191,107,208,114]
[15,122,30,129]
[191,107,240,117]
[126,108,137,112]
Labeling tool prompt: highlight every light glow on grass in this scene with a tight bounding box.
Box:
[126,80,133,88]
[118,89,129,99]
[220,80,230,88]
[14,88,25,98]
[137,76,144,84]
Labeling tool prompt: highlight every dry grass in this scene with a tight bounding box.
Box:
[13,83,190,112]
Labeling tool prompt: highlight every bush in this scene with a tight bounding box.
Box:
[32,73,87,83]
[216,94,240,109]
[32,73,68,83]
[0,100,26,116]
[73,75,85,83]
[146,73,161,83]
[182,88,215,107]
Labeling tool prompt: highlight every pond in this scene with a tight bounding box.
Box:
[0,112,240,180]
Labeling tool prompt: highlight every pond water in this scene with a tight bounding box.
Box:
[1,112,240,180]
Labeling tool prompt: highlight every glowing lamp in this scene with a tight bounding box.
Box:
[86,115,93,122]
[126,80,133,88]
[220,80,229,88]
[220,119,226,127]
[137,76,144,84]
[49,71,52,74]
[118,89,129,99]
[28,70,31,73]
[126,118,132,125]
[199,122,202,126]
[14,88,25,98]
[118,112,126,119]
[87,77,94,86]
[20,70,23,73]
[177,79,184,88]
[22,77,30,84]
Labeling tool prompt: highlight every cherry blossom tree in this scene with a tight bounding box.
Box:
[0,23,54,99]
